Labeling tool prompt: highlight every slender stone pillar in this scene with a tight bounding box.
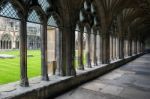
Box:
[135,40,137,54]
[129,40,132,56]
[111,36,114,61]
[109,36,112,61]
[114,36,117,60]
[93,32,98,66]
[109,35,112,61]
[96,32,101,65]
[131,40,134,55]
[86,32,91,68]
[119,37,124,59]
[20,18,29,87]
[41,20,49,81]
[134,40,136,54]
[55,28,63,76]
[99,34,102,64]
[137,41,139,54]
[78,30,84,70]
[90,33,94,65]
[101,34,106,64]
[0,41,1,49]
[113,37,115,59]
[116,38,119,59]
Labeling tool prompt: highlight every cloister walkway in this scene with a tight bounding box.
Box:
[56,54,150,99]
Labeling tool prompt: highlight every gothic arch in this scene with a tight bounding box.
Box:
[0,0,24,19]
[47,12,63,28]
[27,5,46,24]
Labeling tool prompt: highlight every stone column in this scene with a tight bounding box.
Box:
[55,28,63,76]
[102,33,110,64]
[61,27,76,76]
[0,41,1,49]
[133,40,135,55]
[109,36,112,61]
[113,36,116,60]
[41,20,49,81]
[137,41,140,54]
[90,33,94,66]
[5,41,7,49]
[71,28,76,76]
[78,30,84,70]
[116,38,119,59]
[137,41,139,54]
[111,36,114,61]
[97,33,101,65]
[2,41,3,49]
[86,32,91,68]
[20,19,29,87]
[129,39,132,56]
[99,34,102,64]
[119,37,124,59]
[93,32,98,66]
[114,36,117,59]
[135,40,137,54]
[140,42,142,53]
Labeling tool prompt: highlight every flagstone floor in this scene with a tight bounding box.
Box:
[56,54,150,99]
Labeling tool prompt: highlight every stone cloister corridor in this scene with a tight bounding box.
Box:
[56,54,150,99]
[0,0,150,99]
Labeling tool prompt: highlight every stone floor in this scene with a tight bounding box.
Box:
[55,54,150,99]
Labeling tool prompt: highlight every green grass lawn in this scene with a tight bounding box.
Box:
[74,50,87,68]
[0,50,87,85]
[0,50,41,85]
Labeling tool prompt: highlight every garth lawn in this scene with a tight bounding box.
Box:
[0,50,86,85]
[0,50,41,85]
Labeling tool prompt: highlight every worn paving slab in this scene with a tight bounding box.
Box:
[55,54,150,99]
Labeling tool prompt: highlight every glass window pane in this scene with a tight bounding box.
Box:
[28,10,41,24]
[0,2,19,19]
[47,16,58,27]
[38,0,49,12]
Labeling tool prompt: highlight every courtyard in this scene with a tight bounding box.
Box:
[0,50,41,85]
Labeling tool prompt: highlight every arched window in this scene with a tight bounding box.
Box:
[0,1,21,85]
[48,15,58,27]
[47,14,61,75]
[27,9,42,78]
[0,2,20,19]
[28,10,41,24]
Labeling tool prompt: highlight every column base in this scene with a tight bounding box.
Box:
[42,75,49,81]
[87,61,92,68]
[78,65,84,70]
[20,79,29,87]
[71,69,76,76]
[55,68,65,76]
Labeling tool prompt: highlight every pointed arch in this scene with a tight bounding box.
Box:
[47,12,62,28]
[27,5,46,24]
[0,0,24,19]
